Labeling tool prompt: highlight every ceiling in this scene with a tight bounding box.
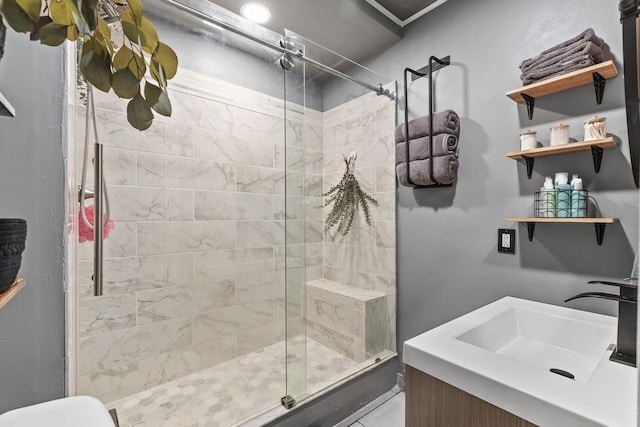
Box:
[207,0,445,65]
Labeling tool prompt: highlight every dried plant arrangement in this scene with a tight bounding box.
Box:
[323,152,378,235]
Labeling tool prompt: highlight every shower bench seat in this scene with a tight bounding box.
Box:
[306,279,387,362]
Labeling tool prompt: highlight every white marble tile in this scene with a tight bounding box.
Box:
[372,192,395,221]
[347,112,376,144]
[193,248,274,282]
[307,319,364,362]
[375,221,396,249]
[286,119,304,148]
[324,214,377,247]
[78,293,136,337]
[77,222,137,261]
[236,165,285,194]
[323,243,338,268]
[337,245,395,279]
[306,242,323,267]
[305,122,323,152]
[193,128,274,168]
[137,279,236,325]
[375,164,396,193]
[323,121,348,151]
[375,102,396,139]
[305,220,323,243]
[78,316,193,375]
[274,244,305,271]
[81,147,136,186]
[77,253,194,298]
[108,186,193,221]
[365,297,388,358]
[193,300,274,343]
[306,197,323,221]
[307,294,365,338]
[305,173,323,197]
[137,153,235,191]
[236,271,285,305]
[304,150,323,175]
[354,135,394,169]
[237,321,284,356]
[137,221,236,255]
[236,220,285,248]
[195,191,273,221]
[273,195,304,221]
[78,107,192,156]
[274,145,304,171]
[306,279,385,311]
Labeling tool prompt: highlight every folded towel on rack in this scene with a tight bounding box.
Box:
[519,28,604,72]
[521,57,595,85]
[395,134,458,163]
[396,154,458,187]
[395,110,460,142]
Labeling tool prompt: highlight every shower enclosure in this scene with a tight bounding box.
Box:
[65,1,397,425]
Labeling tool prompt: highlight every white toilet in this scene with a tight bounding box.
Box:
[0,396,115,427]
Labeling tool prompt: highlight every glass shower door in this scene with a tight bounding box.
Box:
[283,29,398,406]
[70,5,294,424]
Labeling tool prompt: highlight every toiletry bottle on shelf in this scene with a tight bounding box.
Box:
[539,176,555,217]
[570,175,586,217]
[555,173,572,218]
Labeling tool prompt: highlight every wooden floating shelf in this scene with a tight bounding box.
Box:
[0,278,25,310]
[507,217,617,224]
[506,137,616,160]
[506,218,618,245]
[507,137,616,178]
[0,91,15,117]
[506,60,618,103]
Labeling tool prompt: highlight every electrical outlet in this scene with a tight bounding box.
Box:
[498,229,515,254]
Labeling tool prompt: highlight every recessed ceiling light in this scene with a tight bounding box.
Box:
[240,3,271,24]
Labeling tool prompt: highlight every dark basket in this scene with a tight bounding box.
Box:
[0,219,27,294]
[0,253,23,293]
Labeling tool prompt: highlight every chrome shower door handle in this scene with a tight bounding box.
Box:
[93,142,104,297]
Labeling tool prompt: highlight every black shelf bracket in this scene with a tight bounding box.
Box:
[594,223,607,245]
[522,155,535,179]
[521,93,535,120]
[591,145,604,173]
[526,222,536,241]
[403,55,453,189]
[593,72,606,104]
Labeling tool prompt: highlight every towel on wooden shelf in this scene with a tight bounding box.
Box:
[519,28,604,72]
[518,28,607,85]
[395,134,458,163]
[396,154,458,187]
[395,110,460,142]
[521,57,596,85]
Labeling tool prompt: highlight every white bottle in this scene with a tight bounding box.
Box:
[570,174,585,217]
[539,176,556,218]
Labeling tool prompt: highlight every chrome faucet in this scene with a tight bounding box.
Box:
[565,280,637,367]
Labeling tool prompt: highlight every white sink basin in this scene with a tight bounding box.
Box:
[456,305,615,383]
[0,396,115,427]
[404,297,637,427]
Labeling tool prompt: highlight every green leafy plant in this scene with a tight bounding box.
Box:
[0,0,177,130]
[323,153,378,235]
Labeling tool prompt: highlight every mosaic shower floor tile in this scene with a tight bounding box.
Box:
[108,338,379,427]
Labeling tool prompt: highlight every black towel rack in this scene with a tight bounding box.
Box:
[403,55,451,188]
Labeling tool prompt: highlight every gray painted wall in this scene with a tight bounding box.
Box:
[351,0,639,367]
[0,31,66,412]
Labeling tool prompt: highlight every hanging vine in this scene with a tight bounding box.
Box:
[323,153,378,235]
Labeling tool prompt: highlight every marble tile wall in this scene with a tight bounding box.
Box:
[75,69,322,403]
[74,69,396,405]
[321,92,397,353]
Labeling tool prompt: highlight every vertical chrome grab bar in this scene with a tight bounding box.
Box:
[93,142,104,296]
